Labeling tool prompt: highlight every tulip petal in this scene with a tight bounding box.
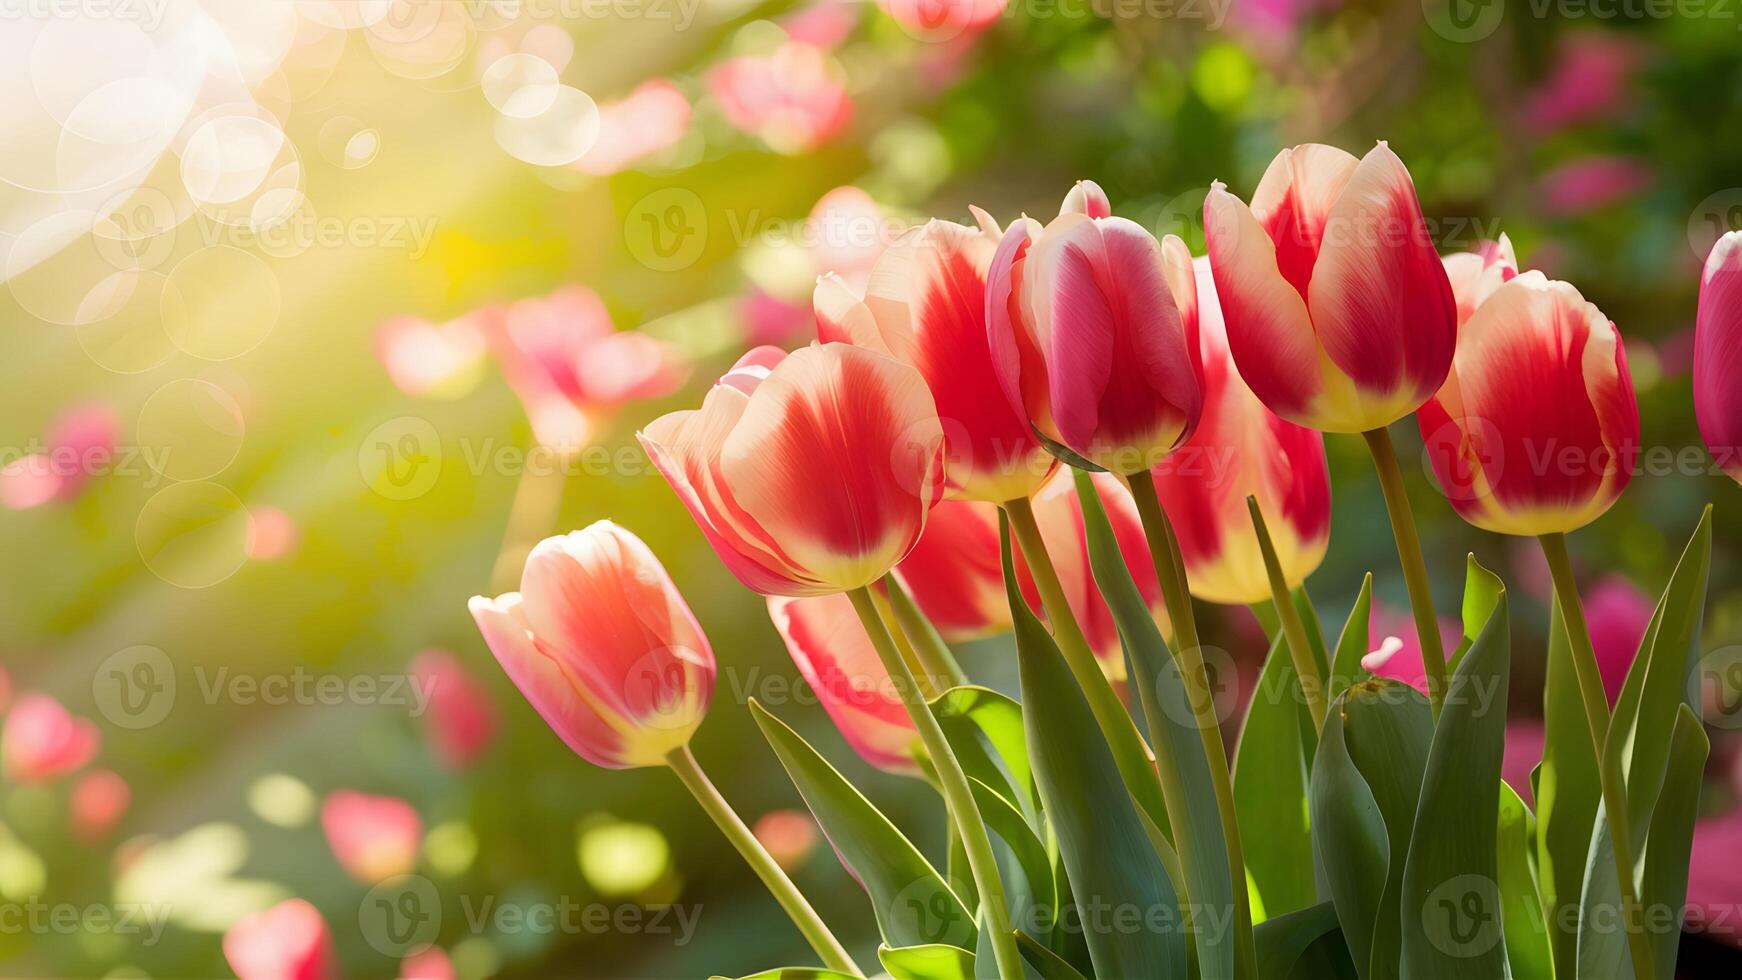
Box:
[813,273,884,351]
[1060,179,1112,219]
[1250,143,1360,301]
[1696,232,1742,483]
[893,499,1010,641]
[768,594,920,774]
[986,218,1052,438]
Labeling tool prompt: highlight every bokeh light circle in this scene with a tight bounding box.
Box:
[481,54,559,118]
[364,0,475,81]
[135,481,251,589]
[317,117,382,170]
[161,247,282,361]
[6,211,139,326]
[136,379,246,482]
[74,270,178,374]
[493,85,599,167]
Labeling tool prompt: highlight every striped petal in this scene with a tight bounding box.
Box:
[768,595,920,775]
[893,498,1011,641]
[986,217,1055,442]
[1250,143,1360,302]
[1060,179,1112,219]
[812,273,885,352]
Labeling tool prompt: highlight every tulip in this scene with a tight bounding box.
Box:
[892,499,1010,642]
[70,769,130,842]
[767,593,921,774]
[222,899,338,980]
[1695,230,1742,484]
[490,285,687,453]
[1443,235,1519,328]
[987,180,1203,475]
[321,790,422,884]
[409,650,497,770]
[1418,272,1638,536]
[373,314,488,399]
[816,213,1057,502]
[470,523,715,769]
[639,343,946,597]
[0,402,119,510]
[1,693,99,783]
[1148,257,1330,606]
[1204,142,1457,433]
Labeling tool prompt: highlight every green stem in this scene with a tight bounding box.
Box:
[1361,426,1449,719]
[1537,534,1656,980]
[846,587,1024,980]
[1124,470,1257,980]
[1001,497,1167,808]
[666,745,863,977]
[882,574,970,690]
[1246,496,1327,733]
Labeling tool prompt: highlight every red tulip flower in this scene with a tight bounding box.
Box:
[321,790,422,884]
[1148,257,1331,605]
[767,593,921,775]
[1,693,99,783]
[893,499,1010,642]
[640,344,946,596]
[988,180,1203,475]
[470,523,716,768]
[1695,230,1742,484]
[223,899,338,980]
[1204,142,1457,433]
[1418,273,1638,536]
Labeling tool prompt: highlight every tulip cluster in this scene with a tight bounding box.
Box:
[468,141,1732,980]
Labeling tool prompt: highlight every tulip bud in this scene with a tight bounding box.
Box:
[815,213,1057,503]
[1204,142,1457,433]
[470,522,716,768]
[321,790,422,884]
[1418,272,1639,536]
[892,498,1010,641]
[640,343,946,596]
[1149,258,1331,605]
[223,899,338,980]
[988,185,1203,475]
[1695,231,1742,484]
[1,693,99,783]
[767,593,921,774]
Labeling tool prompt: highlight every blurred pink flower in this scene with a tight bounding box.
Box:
[739,289,812,346]
[1228,0,1341,37]
[781,0,859,48]
[1361,603,1460,695]
[1502,721,1544,805]
[708,42,852,154]
[1687,811,1742,946]
[1538,156,1653,216]
[410,649,497,770]
[373,314,488,400]
[488,285,687,452]
[877,0,1006,42]
[400,946,456,980]
[807,186,889,290]
[0,665,10,714]
[70,769,130,843]
[574,80,691,177]
[247,507,301,562]
[223,899,338,980]
[1584,575,1653,705]
[1,693,99,783]
[1520,32,1644,134]
[753,808,820,872]
[321,790,422,884]
[0,402,118,510]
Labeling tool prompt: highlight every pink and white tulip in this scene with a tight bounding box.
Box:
[1418,273,1638,536]
[223,899,338,980]
[470,523,715,768]
[1204,142,1457,433]
[1148,257,1331,605]
[767,593,921,774]
[1,693,99,783]
[893,499,1011,642]
[1442,235,1519,328]
[988,181,1204,475]
[1695,231,1742,484]
[640,344,946,596]
[321,790,422,884]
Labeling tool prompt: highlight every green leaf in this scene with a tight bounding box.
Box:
[1536,593,1600,980]
[1640,705,1708,980]
[750,700,977,951]
[932,686,1036,823]
[1234,631,1317,921]
[1447,553,1505,678]
[1293,586,1333,680]
[1310,679,1434,980]
[1398,558,1510,979]
[1001,512,1188,980]
[1255,901,1359,980]
[712,970,861,980]
[1071,469,1236,979]
[878,943,977,980]
[1014,931,1091,980]
[967,775,1054,941]
[1497,784,1553,980]
[1329,574,1375,700]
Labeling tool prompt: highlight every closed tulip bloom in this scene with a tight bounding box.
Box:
[1204,142,1457,433]
[767,594,921,774]
[893,498,1010,641]
[223,899,338,980]
[1149,258,1331,605]
[469,523,716,768]
[1695,231,1742,484]
[815,214,1057,502]
[321,790,422,884]
[640,343,946,596]
[1418,272,1639,536]
[988,181,1204,475]
[1,693,99,783]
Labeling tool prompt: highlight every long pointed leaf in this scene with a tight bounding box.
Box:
[1537,593,1600,980]
[1234,632,1317,921]
[1498,784,1553,980]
